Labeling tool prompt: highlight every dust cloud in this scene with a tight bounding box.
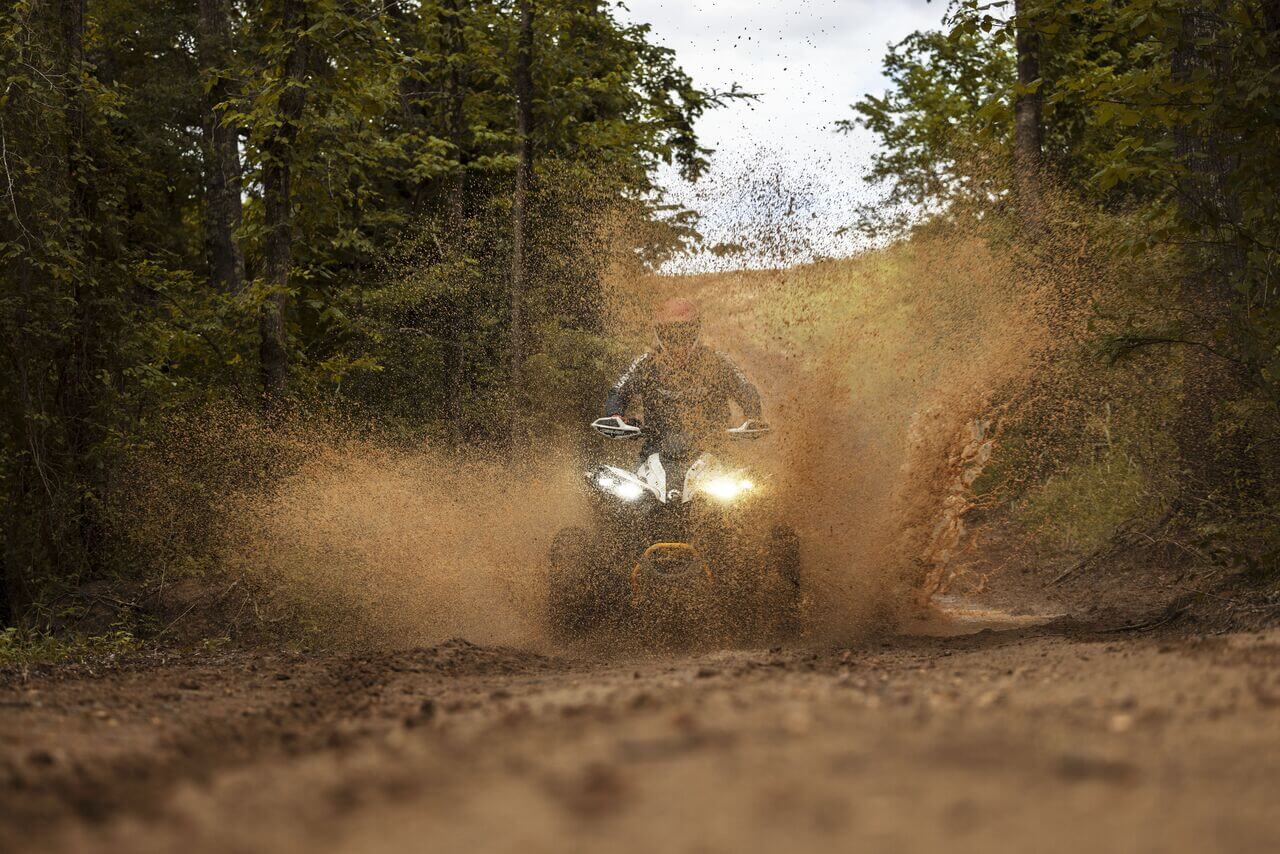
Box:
[179,170,1105,652]
[218,442,585,649]
[612,228,1053,643]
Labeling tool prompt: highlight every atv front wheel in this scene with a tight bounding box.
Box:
[547,526,611,640]
[766,524,803,640]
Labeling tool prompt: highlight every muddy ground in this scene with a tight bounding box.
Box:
[4,271,1277,854]
[4,599,1280,854]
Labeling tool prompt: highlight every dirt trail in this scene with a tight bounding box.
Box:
[5,258,1277,851]
[4,615,1280,853]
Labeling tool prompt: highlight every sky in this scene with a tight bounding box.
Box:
[618,0,949,268]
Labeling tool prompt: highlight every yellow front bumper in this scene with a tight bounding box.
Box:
[630,542,713,590]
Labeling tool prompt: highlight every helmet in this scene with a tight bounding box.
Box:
[653,297,701,351]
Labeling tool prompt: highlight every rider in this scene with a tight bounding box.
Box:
[603,297,763,455]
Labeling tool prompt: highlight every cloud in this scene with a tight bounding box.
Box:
[620,0,948,266]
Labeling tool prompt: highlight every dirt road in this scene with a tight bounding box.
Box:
[6,286,1278,854]
[4,609,1279,854]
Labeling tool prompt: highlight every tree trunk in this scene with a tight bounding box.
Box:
[1013,0,1043,206]
[441,0,470,436]
[259,0,309,404]
[1262,0,1280,64]
[59,0,108,574]
[508,0,534,440]
[443,0,469,228]
[1168,4,1260,511]
[0,96,30,623]
[197,0,246,294]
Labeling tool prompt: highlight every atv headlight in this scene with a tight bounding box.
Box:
[594,471,646,502]
[700,476,755,502]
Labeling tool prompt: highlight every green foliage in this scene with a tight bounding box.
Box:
[853,1,1280,413]
[1015,449,1156,555]
[851,1,1280,567]
[0,626,139,666]
[0,0,736,625]
[839,27,1014,211]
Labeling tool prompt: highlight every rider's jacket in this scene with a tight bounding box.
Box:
[604,345,762,440]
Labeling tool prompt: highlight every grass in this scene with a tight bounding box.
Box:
[0,626,140,667]
[1013,449,1160,555]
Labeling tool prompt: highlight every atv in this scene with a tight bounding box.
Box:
[547,415,803,646]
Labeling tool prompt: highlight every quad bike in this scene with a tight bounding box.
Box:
[547,415,804,646]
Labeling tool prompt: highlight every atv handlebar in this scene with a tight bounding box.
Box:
[591,416,644,439]
[590,416,772,440]
[726,419,772,439]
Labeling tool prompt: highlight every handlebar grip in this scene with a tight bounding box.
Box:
[591,416,643,439]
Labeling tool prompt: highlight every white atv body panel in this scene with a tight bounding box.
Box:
[589,421,765,505]
[629,453,747,505]
[596,464,655,500]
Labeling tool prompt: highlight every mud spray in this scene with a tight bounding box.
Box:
[183,167,1116,652]
[615,232,1054,642]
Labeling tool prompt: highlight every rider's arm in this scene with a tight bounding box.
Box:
[719,353,762,419]
[604,352,652,418]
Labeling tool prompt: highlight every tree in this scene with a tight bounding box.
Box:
[1012,0,1043,204]
[439,0,472,434]
[1,0,141,621]
[509,0,534,440]
[441,0,471,226]
[839,26,1013,229]
[851,0,1280,526]
[197,0,246,295]
[257,0,311,403]
[58,0,102,565]
[0,0,732,625]
[1165,3,1261,507]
